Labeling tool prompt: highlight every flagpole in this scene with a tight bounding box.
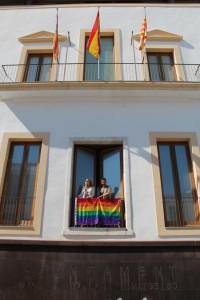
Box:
[144,7,147,81]
[143,49,146,81]
[54,8,59,81]
[97,7,100,80]
[138,7,147,81]
[131,31,138,81]
[63,31,71,81]
[56,56,59,82]
[87,8,101,79]
[98,58,100,80]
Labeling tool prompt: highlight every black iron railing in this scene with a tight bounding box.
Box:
[0,63,200,83]
[0,196,35,226]
[164,196,200,227]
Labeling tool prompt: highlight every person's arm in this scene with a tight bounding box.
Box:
[78,186,84,197]
[102,186,112,198]
[88,187,95,198]
[106,186,112,198]
[98,187,103,198]
[108,186,112,197]
[91,187,95,198]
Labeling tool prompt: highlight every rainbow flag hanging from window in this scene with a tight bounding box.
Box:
[75,198,99,225]
[99,198,121,226]
[87,11,101,60]
[75,198,121,226]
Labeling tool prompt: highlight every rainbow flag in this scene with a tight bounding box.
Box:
[75,198,99,225]
[75,198,121,226]
[99,198,121,226]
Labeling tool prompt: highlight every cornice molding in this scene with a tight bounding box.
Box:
[1,3,200,9]
[134,29,183,42]
[18,30,67,43]
[0,81,200,92]
[1,81,200,102]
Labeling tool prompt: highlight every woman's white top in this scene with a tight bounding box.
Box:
[79,186,95,198]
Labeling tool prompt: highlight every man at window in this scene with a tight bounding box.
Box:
[98,178,112,199]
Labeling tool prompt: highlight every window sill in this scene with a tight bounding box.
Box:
[166,226,200,230]
[158,226,200,237]
[0,225,34,230]
[63,227,134,237]
[0,225,41,236]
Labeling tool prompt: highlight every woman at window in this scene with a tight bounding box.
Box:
[79,178,95,198]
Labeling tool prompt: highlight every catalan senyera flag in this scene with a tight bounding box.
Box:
[87,11,101,60]
[139,16,147,51]
[53,9,59,61]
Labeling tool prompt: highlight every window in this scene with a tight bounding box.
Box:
[71,144,125,227]
[77,29,121,81]
[0,132,49,235]
[84,37,114,80]
[134,31,184,81]
[0,142,41,226]
[24,54,53,82]
[64,137,133,236]
[73,145,123,197]
[158,142,200,227]
[147,52,176,81]
[150,132,200,237]
[16,31,67,83]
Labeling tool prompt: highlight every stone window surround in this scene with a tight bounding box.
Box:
[149,132,200,237]
[0,132,49,236]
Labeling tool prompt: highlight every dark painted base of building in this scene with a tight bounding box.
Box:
[0,240,200,300]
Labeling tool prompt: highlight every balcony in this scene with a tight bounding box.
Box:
[1,62,200,102]
[1,62,200,83]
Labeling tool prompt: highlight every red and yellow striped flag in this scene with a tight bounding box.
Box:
[139,16,147,51]
[87,11,101,60]
[53,9,59,61]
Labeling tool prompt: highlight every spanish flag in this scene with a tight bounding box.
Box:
[87,11,101,60]
[139,16,147,51]
[53,9,59,61]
